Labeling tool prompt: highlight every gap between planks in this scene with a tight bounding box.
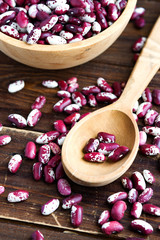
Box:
[2,126,43,136]
[0,214,103,237]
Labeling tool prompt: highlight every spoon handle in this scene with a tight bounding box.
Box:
[119,16,160,108]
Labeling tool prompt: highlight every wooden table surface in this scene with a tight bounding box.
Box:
[0,0,160,239]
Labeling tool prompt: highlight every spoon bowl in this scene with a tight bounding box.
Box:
[62,106,138,186]
[62,17,160,187]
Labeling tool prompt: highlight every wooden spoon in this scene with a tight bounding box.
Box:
[62,17,160,187]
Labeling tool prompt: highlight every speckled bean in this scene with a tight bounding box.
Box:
[131,202,142,219]
[107,191,128,204]
[8,113,27,128]
[84,138,99,153]
[128,188,138,204]
[38,144,50,164]
[8,154,22,173]
[62,193,82,209]
[98,210,110,225]
[143,204,160,216]
[7,190,29,202]
[143,170,155,184]
[131,219,153,235]
[33,162,43,181]
[102,221,124,235]
[138,188,153,204]
[84,152,106,162]
[27,109,42,127]
[71,205,83,227]
[132,171,146,191]
[57,178,71,196]
[121,177,133,190]
[36,131,59,144]
[41,198,59,215]
[0,135,11,146]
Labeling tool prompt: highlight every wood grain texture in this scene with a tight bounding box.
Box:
[0,219,108,240]
[0,0,160,239]
[0,127,160,240]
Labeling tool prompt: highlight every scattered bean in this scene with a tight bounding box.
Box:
[55,161,65,180]
[8,113,27,128]
[8,154,22,173]
[107,191,128,204]
[131,219,153,235]
[57,132,67,146]
[143,170,155,184]
[121,177,133,190]
[53,120,67,133]
[49,142,61,155]
[8,80,25,93]
[36,131,59,144]
[33,162,43,181]
[139,131,147,146]
[71,204,83,227]
[98,210,110,225]
[57,178,71,196]
[143,204,160,216]
[62,193,82,209]
[138,188,153,204]
[31,230,44,240]
[152,89,160,105]
[139,144,160,156]
[41,198,59,215]
[47,154,61,168]
[128,188,138,204]
[27,109,42,127]
[38,144,50,164]
[111,200,127,221]
[102,221,124,235]
[131,202,142,219]
[0,186,5,195]
[142,88,152,102]
[136,102,152,118]
[44,165,55,183]
[25,141,36,159]
[0,135,11,146]
[132,171,146,191]
[7,190,29,202]
[31,96,46,110]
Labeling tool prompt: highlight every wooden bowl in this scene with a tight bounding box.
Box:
[0,0,136,70]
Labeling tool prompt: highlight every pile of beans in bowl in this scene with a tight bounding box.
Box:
[0,0,128,44]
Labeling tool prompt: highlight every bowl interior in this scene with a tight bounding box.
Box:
[0,0,137,69]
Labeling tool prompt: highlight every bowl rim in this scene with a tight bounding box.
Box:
[0,0,136,52]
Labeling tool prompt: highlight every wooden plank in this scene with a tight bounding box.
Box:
[0,64,131,133]
[0,126,160,239]
[0,63,159,133]
[0,219,108,240]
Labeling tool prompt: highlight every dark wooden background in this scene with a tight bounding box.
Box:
[0,0,160,239]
